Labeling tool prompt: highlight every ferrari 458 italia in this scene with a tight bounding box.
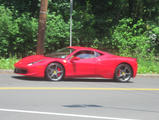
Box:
[14,46,137,82]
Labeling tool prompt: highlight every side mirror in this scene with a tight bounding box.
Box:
[70,56,80,62]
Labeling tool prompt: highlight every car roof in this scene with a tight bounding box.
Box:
[68,46,112,55]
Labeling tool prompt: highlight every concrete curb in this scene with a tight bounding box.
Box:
[0,69,159,77]
[0,69,13,73]
[137,74,159,77]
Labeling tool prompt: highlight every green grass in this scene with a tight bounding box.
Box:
[0,57,159,74]
[138,59,159,74]
[0,57,19,70]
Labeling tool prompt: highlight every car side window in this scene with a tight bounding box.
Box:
[95,51,103,57]
[74,50,95,59]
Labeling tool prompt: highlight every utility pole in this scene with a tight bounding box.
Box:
[36,0,48,55]
[70,0,73,46]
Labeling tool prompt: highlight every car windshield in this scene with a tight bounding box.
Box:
[45,48,75,58]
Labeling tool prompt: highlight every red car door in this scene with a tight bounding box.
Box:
[71,50,98,76]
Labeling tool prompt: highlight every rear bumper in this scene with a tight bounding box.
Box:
[132,62,138,78]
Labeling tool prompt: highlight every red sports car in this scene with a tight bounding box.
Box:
[14,46,137,82]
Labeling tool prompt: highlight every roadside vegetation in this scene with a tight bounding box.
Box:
[0,57,18,70]
[0,0,159,74]
[138,59,159,74]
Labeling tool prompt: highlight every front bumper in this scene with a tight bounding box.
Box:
[14,68,27,74]
[14,64,46,78]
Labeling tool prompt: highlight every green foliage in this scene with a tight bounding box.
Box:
[0,6,19,57]
[15,14,38,57]
[0,57,18,70]
[138,59,159,74]
[112,18,153,58]
[72,0,96,46]
[146,22,159,56]
[48,0,70,20]
[0,0,159,60]
[0,0,40,17]
[45,12,70,53]
[0,6,38,57]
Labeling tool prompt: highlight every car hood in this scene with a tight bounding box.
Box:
[17,55,46,64]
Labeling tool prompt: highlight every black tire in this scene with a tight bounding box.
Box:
[114,63,133,82]
[45,62,65,81]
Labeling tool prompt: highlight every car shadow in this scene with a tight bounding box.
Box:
[12,75,117,83]
[12,75,133,83]
[64,78,115,82]
[12,76,49,82]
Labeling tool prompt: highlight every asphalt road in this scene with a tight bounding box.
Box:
[0,73,159,120]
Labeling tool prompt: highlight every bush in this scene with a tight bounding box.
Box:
[138,59,159,74]
[45,12,70,53]
[0,6,38,57]
[0,57,18,69]
[112,18,154,58]
[146,23,159,56]
[0,6,19,57]
[15,14,38,57]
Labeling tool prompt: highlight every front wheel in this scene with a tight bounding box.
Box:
[45,62,65,81]
[114,63,133,82]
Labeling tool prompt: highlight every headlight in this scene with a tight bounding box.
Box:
[27,59,45,66]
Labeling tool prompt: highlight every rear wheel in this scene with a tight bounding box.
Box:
[114,63,133,82]
[45,62,65,81]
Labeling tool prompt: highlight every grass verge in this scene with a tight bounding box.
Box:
[0,57,19,70]
[137,59,159,74]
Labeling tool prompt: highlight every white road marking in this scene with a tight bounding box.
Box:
[0,108,138,120]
